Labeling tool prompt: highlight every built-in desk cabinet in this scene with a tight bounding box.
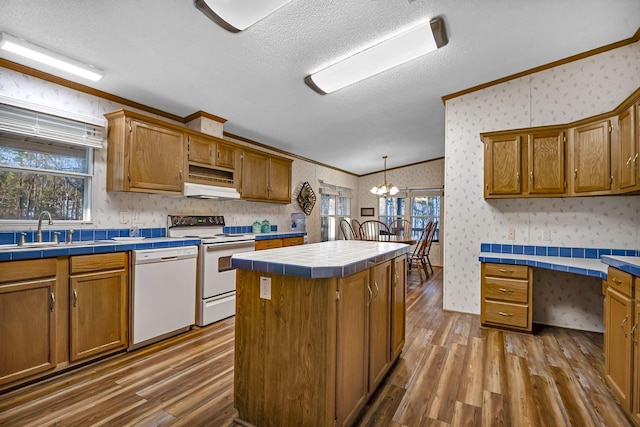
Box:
[480,263,533,332]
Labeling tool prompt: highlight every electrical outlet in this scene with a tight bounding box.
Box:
[507,227,515,240]
[540,229,551,241]
[260,277,271,300]
[133,211,141,223]
[119,211,129,224]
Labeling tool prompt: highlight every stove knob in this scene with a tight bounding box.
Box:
[179,217,185,225]
[208,217,214,224]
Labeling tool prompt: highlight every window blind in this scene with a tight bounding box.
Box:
[0,102,104,149]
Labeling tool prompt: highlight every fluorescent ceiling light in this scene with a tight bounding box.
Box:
[305,18,448,94]
[0,32,103,82]
[195,0,293,32]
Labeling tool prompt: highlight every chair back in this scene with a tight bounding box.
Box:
[389,218,411,237]
[411,222,433,258]
[351,219,362,239]
[425,221,438,254]
[360,220,391,241]
[339,218,356,240]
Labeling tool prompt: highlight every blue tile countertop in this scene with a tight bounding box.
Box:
[232,240,411,279]
[0,237,201,262]
[479,243,640,280]
[602,256,640,277]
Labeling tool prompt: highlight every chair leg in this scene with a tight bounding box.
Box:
[419,257,428,278]
[426,254,434,274]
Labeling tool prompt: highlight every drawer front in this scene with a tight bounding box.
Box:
[483,263,529,279]
[607,267,633,298]
[0,258,57,283]
[483,300,529,329]
[70,252,128,274]
[255,239,283,251]
[282,236,304,247]
[483,277,529,303]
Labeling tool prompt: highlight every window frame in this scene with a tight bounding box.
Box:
[319,182,353,241]
[377,189,442,242]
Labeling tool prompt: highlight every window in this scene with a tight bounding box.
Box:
[0,102,103,222]
[319,182,352,241]
[378,189,442,241]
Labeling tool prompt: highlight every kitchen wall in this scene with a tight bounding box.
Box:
[0,66,442,246]
[444,41,640,332]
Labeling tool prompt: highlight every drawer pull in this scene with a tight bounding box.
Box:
[621,316,628,337]
[498,287,514,293]
[498,311,513,317]
[498,268,514,274]
[632,323,638,343]
[612,278,622,284]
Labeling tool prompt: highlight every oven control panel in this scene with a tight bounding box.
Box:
[168,215,225,227]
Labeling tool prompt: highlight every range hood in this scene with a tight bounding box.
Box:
[183,182,241,200]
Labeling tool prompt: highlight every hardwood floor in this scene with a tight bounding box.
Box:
[0,268,634,426]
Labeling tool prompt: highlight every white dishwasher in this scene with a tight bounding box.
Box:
[130,246,198,350]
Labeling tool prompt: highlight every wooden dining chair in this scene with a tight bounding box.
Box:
[408,222,434,279]
[351,219,362,240]
[359,220,391,241]
[424,220,438,274]
[339,218,356,240]
[389,218,411,237]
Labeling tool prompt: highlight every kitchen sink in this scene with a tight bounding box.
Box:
[0,240,113,250]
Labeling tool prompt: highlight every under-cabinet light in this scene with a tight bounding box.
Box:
[195,0,293,32]
[305,17,447,94]
[0,32,103,82]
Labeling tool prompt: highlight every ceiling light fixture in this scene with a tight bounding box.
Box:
[305,17,447,95]
[370,156,399,196]
[194,0,293,33]
[0,32,103,82]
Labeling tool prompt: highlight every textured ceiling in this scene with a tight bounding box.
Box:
[0,0,638,175]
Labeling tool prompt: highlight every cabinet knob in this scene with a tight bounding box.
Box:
[498,268,514,274]
[612,278,622,284]
[498,311,513,317]
[498,287,513,293]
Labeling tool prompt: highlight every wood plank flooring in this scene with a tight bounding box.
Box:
[0,268,634,426]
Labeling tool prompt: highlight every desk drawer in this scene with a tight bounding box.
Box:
[482,300,529,330]
[483,263,529,279]
[483,277,529,303]
[607,267,633,298]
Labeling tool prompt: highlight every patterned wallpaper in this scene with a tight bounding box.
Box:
[444,41,640,332]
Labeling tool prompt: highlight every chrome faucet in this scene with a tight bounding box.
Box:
[37,210,53,242]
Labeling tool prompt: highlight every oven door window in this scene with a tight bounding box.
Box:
[219,254,233,272]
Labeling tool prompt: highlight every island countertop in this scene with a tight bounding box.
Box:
[231,240,411,278]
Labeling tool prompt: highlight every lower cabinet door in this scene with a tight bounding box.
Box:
[369,260,392,391]
[604,287,633,410]
[391,256,407,360]
[336,269,369,427]
[70,270,128,362]
[0,278,56,385]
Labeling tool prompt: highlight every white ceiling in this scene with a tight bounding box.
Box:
[0,0,638,175]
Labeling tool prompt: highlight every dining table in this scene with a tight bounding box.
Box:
[381,235,417,245]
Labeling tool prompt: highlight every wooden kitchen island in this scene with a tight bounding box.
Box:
[231,241,411,427]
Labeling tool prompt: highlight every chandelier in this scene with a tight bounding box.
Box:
[370,155,399,196]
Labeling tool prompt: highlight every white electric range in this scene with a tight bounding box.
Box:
[168,215,255,326]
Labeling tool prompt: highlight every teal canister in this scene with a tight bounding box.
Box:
[261,219,271,233]
[252,221,261,234]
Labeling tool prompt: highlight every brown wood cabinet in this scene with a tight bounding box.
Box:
[234,256,406,427]
[618,104,636,190]
[633,296,640,424]
[391,255,406,360]
[0,259,58,386]
[483,129,566,198]
[604,267,634,410]
[255,236,305,251]
[69,253,128,362]
[480,263,533,332]
[240,149,292,203]
[186,134,236,186]
[570,119,612,194]
[106,110,185,194]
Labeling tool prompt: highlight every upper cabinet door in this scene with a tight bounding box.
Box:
[484,135,522,196]
[618,105,636,190]
[128,119,184,193]
[216,142,236,170]
[636,101,640,188]
[528,131,565,194]
[240,150,270,199]
[572,120,611,194]
[268,157,292,202]
[187,134,215,166]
